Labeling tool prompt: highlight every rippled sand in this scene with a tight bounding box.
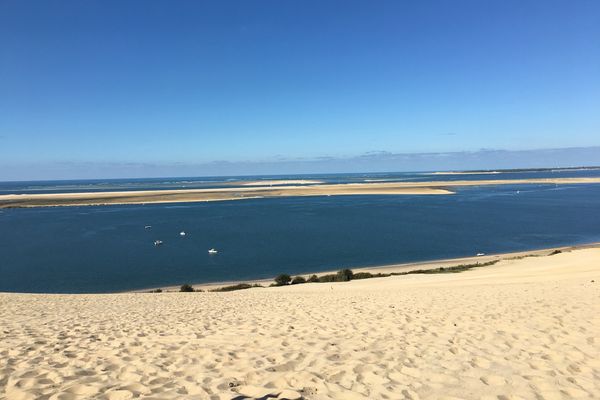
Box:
[1,248,599,399]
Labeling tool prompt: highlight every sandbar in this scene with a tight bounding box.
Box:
[426,171,502,175]
[237,179,324,186]
[2,177,600,208]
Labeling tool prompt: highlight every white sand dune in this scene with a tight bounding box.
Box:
[1,248,599,399]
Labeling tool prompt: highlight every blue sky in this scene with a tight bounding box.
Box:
[1,1,599,179]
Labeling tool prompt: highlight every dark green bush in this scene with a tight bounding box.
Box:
[274,274,292,286]
[336,269,354,282]
[266,260,501,289]
[211,283,261,292]
[317,273,337,282]
[352,272,374,280]
[354,272,391,279]
[180,284,194,292]
[403,260,499,275]
[549,249,562,256]
[315,269,354,282]
[291,276,306,285]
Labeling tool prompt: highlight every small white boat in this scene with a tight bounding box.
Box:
[180,231,186,236]
[476,252,485,256]
[145,225,152,229]
[208,248,218,254]
[154,240,163,246]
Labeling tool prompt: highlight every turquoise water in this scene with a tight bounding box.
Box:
[1,172,600,293]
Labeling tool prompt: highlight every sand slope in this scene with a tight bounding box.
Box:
[1,248,599,399]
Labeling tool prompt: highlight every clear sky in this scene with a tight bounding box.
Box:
[1,0,599,180]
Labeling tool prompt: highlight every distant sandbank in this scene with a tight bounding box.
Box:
[2,177,600,208]
[237,179,324,186]
[426,171,502,175]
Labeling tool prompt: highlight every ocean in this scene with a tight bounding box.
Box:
[1,169,600,293]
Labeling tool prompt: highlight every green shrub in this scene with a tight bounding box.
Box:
[274,274,291,286]
[211,283,261,292]
[403,260,499,275]
[266,259,501,289]
[336,269,354,282]
[315,269,354,282]
[354,272,392,279]
[291,276,306,285]
[352,272,373,280]
[317,273,337,282]
[180,284,194,292]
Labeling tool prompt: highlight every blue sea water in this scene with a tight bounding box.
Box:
[1,171,600,293]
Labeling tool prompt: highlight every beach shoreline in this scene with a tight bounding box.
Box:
[1,242,598,296]
[132,241,600,293]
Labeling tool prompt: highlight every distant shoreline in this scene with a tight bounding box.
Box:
[1,242,598,295]
[2,165,599,185]
[133,241,600,293]
[2,177,600,208]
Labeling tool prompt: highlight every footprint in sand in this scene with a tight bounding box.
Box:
[65,384,101,396]
[104,389,134,400]
[470,357,492,369]
[480,375,507,386]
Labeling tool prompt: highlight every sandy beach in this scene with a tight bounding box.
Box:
[2,177,600,208]
[150,244,592,293]
[2,246,599,399]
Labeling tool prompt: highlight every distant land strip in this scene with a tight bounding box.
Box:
[1,177,600,208]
